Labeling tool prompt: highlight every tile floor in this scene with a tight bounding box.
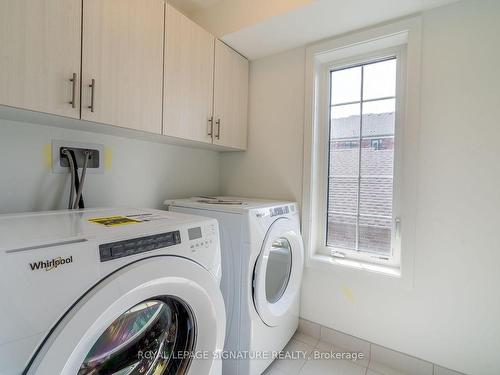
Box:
[262,331,463,375]
[262,332,370,375]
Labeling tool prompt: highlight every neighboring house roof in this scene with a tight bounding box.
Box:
[327,112,395,254]
[331,112,394,139]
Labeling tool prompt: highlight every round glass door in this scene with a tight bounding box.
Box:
[78,296,195,375]
[253,217,304,327]
[265,237,292,303]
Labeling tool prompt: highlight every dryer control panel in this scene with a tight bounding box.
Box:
[269,205,295,217]
[255,204,297,218]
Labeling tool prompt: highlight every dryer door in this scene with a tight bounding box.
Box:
[253,218,304,327]
[26,256,225,375]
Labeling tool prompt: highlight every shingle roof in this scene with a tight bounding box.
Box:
[331,113,394,139]
[327,112,395,254]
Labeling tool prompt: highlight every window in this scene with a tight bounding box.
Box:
[308,46,405,271]
[303,19,421,279]
[325,57,400,266]
[327,57,398,262]
[371,139,381,150]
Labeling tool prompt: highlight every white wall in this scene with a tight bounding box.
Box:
[0,119,220,214]
[220,47,305,201]
[220,1,500,374]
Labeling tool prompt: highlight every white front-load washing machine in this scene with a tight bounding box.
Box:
[167,197,304,375]
[0,208,226,375]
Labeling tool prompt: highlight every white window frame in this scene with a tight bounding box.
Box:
[302,17,422,283]
[317,47,405,268]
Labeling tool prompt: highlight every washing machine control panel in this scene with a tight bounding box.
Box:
[188,222,217,251]
[99,231,181,262]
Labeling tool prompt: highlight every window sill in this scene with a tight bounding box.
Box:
[308,253,401,278]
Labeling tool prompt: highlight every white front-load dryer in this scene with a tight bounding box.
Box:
[0,208,226,375]
[167,197,304,375]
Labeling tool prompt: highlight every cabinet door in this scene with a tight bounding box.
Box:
[163,5,215,143]
[213,40,249,150]
[82,0,164,134]
[0,0,81,118]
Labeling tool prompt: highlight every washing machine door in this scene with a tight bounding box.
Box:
[253,217,304,327]
[26,256,225,375]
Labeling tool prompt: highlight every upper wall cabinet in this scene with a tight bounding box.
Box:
[81,0,164,134]
[0,0,81,118]
[163,4,215,144]
[0,1,248,150]
[213,40,249,150]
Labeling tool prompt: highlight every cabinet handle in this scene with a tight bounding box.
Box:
[215,118,221,140]
[88,79,95,113]
[69,73,77,109]
[208,116,214,136]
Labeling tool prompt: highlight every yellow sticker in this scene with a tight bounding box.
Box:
[88,216,141,227]
[43,144,52,169]
[104,147,112,171]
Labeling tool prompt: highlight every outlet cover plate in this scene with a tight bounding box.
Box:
[52,140,104,174]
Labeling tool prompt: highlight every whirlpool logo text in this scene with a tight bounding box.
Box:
[29,256,73,271]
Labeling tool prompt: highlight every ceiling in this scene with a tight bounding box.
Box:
[167,0,222,15]
[190,0,461,60]
[189,0,315,37]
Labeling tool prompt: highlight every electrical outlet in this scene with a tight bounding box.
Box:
[52,140,104,174]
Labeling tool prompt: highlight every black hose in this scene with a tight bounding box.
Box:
[73,151,90,209]
[67,149,85,209]
[61,149,75,209]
